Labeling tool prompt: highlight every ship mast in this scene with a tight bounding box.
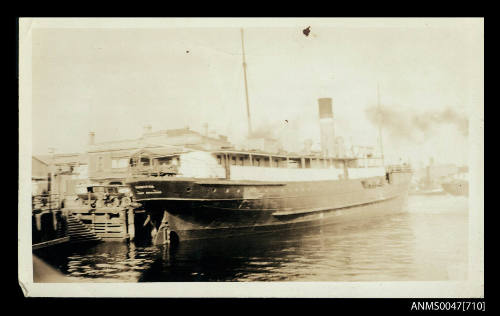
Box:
[241,28,253,136]
[377,83,385,167]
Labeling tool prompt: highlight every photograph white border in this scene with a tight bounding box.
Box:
[18,17,484,298]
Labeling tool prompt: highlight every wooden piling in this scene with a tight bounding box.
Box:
[127,208,135,241]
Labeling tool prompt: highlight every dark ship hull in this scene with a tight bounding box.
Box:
[442,180,469,196]
[128,171,412,241]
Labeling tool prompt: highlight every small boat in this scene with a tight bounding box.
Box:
[442,179,469,196]
[441,168,469,196]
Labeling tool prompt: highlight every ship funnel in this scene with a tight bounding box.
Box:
[318,98,335,157]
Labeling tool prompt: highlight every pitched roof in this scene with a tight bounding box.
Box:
[130,146,189,158]
[32,155,49,166]
[35,153,88,165]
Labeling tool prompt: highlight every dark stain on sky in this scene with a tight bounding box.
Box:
[303,26,311,37]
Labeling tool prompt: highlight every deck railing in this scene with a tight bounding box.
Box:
[387,164,413,173]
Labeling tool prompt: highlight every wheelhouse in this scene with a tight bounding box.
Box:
[129,148,184,177]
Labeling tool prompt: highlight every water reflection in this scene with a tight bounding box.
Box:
[139,214,415,282]
[35,195,469,282]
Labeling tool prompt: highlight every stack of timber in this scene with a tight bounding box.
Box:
[66,213,101,244]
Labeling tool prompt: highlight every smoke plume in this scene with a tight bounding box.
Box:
[365,105,469,143]
[247,114,317,153]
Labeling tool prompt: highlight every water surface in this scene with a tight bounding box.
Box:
[36,194,469,282]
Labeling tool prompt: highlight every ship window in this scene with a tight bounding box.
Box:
[264,157,270,167]
[186,187,191,192]
[225,188,230,193]
[239,157,244,166]
[231,156,237,165]
[347,160,357,168]
[255,158,260,166]
[156,157,173,166]
[305,158,311,168]
[217,155,222,165]
[212,188,217,193]
[140,157,151,167]
[236,189,241,193]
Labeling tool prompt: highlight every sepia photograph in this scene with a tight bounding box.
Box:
[18,18,484,298]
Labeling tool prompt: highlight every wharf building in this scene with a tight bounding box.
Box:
[32,127,232,198]
[87,126,232,185]
[32,156,50,196]
[32,153,89,198]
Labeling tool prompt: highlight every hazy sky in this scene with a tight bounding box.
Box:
[29,19,483,166]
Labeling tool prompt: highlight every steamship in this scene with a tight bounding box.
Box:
[125,29,413,241]
[442,167,469,196]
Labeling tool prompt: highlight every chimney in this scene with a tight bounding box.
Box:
[318,98,335,157]
[88,132,95,146]
[143,124,152,136]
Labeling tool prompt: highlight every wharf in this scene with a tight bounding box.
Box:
[65,206,137,241]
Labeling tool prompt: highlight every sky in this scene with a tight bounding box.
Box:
[28,19,483,167]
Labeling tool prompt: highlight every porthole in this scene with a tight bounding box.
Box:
[225,188,230,193]
[236,189,241,193]
[212,188,217,193]
[186,187,192,192]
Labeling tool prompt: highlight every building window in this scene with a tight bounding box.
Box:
[130,158,137,167]
[98,157,103,171]
[112,158,129,169]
